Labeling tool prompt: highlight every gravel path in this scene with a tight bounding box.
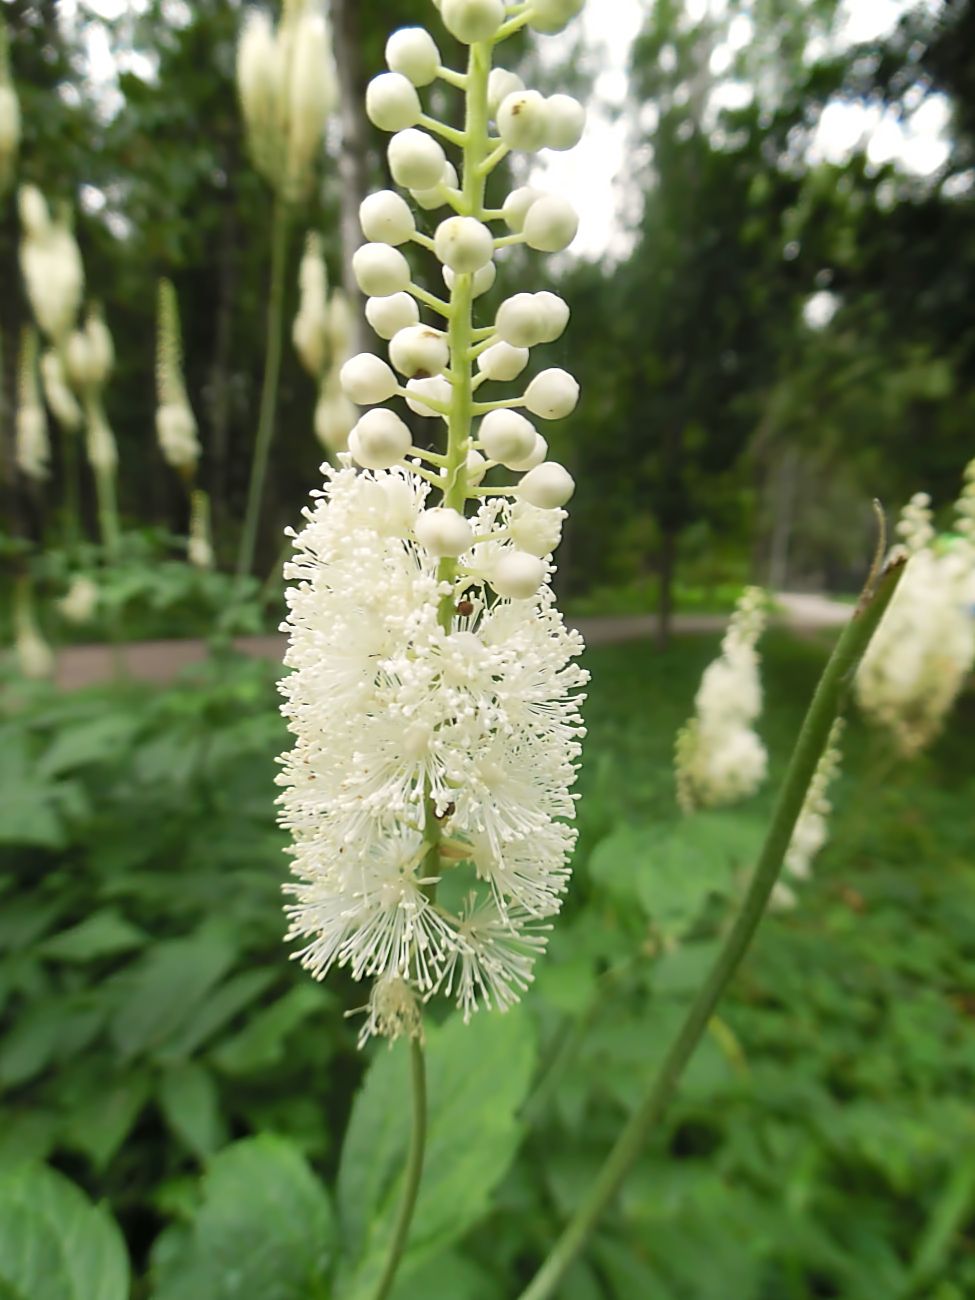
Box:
[50,593,851,691]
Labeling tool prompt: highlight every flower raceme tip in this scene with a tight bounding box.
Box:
[279,0,589,1042]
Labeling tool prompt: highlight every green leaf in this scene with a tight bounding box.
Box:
[62,1072,152,1169]
[0,1163,129,1300]
[0,1003,65,1090]
[110,925,238,1060]
[156,969,278,1064]
[0,784,65,849]
[210,984,330,1077]
[158,1062,226,1160]
[151,1135,334,1300]
[337,1009,537,1298]
[40,910,148,964]
[37,713,141,778]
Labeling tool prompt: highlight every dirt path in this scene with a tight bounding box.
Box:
[50,593,851,691]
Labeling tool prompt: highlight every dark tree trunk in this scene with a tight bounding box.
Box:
[656,525,678,650]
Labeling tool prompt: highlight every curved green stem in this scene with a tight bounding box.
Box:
[236,195,291,580]
[517,556,908,1300]
[371,1038,428,1300]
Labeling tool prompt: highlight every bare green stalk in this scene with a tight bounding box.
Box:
[518,555,908,1300]
[371,1038,427,1300]
[236,197,291,579]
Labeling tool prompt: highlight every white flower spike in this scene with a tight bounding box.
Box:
[279,1,589,1045]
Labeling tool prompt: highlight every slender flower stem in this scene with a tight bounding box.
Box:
[371,1038,428,1300]
[517,556,907,1300]
[236,195,291,579]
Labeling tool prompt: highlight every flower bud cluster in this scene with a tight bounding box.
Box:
[68,306,118,476]
[18,186,84,343]
[856,471,975,755]
[188,488,214,570]
[236,0,336,202]
[675,587,769,813]
[773,720,845,911]
[156,279,201,474]
[0,20,20,196]
[14,580,54,681]
[15,327,50,483]
[280,1,590,1043]
[292,234,358,454]
[59,575,100,626]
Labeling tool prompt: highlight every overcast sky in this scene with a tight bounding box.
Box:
[60,0,954,259]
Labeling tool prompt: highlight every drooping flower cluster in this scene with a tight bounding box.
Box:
[291,234,357,454]
[0,18,20,197]
[236,0,336,203]
[675,587,769,812]
[15,327,49,483]
[278,0,588,1043]
[773,719,845,910]
[856,472,975,756]
[18,186,84,344]
[67,304,118,478]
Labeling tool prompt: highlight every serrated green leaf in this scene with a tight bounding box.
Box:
[62,1072,151,1169]
[156,968,278,1064]
[0,1163,130,1300]
[158,1062,226,1160]
[210,984,329,1077]
[40,910,148,963]
[110,925,238,1060]
[338,1009,537,1298]
[151,1135,334,1300]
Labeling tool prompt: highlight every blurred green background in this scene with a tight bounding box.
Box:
[1,1,973,1296]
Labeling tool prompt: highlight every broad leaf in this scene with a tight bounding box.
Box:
[158,1062,226,1159]
[151,1135,334,1300]
[0,1163,129,1300]
[337,1009,537,1298]
[40,910,147,964]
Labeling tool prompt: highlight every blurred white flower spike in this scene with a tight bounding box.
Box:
[278,0,589,1044]
[675,586,770,812]
[856,469,975,755]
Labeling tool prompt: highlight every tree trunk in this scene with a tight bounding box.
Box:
[656,526,678,651]
[330,0,373,358]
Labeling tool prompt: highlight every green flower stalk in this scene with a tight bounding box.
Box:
[156,278,201,479]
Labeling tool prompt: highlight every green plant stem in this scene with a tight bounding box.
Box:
[60,426,81,551]
[371,1038,427,1300]
[236,196,291,580]
[517,557,907,1300]
[94,466,120,560]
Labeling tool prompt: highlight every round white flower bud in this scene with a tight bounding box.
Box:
[491,551,545,599]
[415,506,473,557]
[524,368,580,419]
[528,0,585,34]
[497,90,549,153]
[366,73,422,132]
[444,260,496,298]
[388,129,447,191]
[405,376,452,417]
[352,243,411,297]
[477,341,530,382]
[523,195,579,252]
[534,291,570,343]
[478,409,537,467]
[467,449,488,485]
[389,324,449,377]
[360,190,416,246]
[441,0,505,44]
[385,27,441,87]
[507,432,548,472]
[488,68,524,118]
[411,162,459,211]
[365,292,420,340]
[495,293,545,348]
[65,331,96,389]
[502,186,542,233]
[340,353,400,404]
[545,94,586,150]
[349,408,412,469]
[434,216,494,274]
[519,461,576,508]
